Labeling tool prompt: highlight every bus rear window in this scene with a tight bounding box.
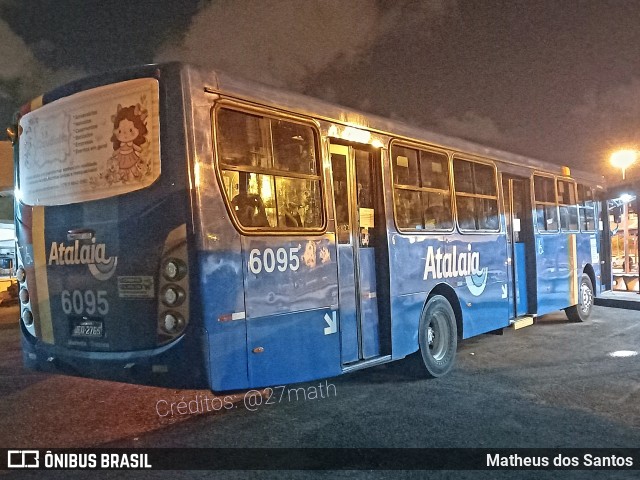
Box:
[215,107,323,231]
[17,78,161,206]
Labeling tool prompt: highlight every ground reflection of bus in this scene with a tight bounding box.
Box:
[10,63,605,391]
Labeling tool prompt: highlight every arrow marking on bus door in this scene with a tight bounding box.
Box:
[324,312,337,335]
[502,284,508,299]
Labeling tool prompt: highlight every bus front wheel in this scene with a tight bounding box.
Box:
[565,274,594,322]
[419,295,457,378]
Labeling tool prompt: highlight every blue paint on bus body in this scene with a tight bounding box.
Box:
[14,63,607,392]
[514,243,528,316]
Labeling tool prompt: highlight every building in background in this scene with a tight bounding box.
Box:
[606,158,640,291]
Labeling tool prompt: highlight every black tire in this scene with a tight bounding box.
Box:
[565,274,594,322]
[418,295,458,378]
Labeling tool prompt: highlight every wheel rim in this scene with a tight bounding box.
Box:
[580,281,593,314]
[427,310,449,362]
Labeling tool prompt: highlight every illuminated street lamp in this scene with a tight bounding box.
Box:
[610,149,638,180]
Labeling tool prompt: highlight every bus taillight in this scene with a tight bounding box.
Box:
[162,258,187,281]
[157,225,189,344]
[161,285,185,307]
[22,309,34,327]
[19,287,29,304]
[160,311,185,335]
[15,260,34,332]
[16,267,26,283]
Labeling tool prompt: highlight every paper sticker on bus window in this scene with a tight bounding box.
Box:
[396,156,409,168]
[18,78,161,206]
[360,207,374,228]
[431,161,442,173]
[513,218,521,232]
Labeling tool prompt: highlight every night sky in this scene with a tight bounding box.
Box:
[1,0,639,178]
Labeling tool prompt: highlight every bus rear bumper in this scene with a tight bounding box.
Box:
[20,322,209,389]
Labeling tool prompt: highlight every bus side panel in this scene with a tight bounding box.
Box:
[242,236,342,387]
[358,247,380,359]
[198,249,249,391]
[390,292,426,359]
[448,235,510,338]
[388,234,443,296]
[514,242,529,315]
[576,232,601,292]
[337,244,358,363]
[246,309,341,386]
[388,232,510,347]
[535,234,572,315]
[387,234,442,358]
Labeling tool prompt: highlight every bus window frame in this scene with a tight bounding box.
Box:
[451,154,501,234]
[533,172,560,234]
[212,100,327,236]
[577,183,597,232]
[556,177,579,232]
[389,139,454,234]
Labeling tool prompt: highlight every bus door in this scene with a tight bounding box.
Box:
[502,175,534,317]
[599,197,612,292]
[330,143,385,364]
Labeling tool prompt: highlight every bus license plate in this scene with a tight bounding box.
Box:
[71,318,104,338]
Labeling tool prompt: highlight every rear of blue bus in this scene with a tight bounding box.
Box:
[13,64,208,388]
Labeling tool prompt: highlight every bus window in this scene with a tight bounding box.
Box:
[453,158,499,231]
[216,107,323,231]
[331,153,351,243]
[577,184,596,231]
[557,179,578,231]
[272,119,317,175]
[534,174,559,232]
[391,144,452,231]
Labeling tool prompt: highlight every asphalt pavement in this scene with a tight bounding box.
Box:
[1,304,639,479]
[0,303,18,329]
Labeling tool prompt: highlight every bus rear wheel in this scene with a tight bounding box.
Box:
[419,295,457,378]
[565,274,593,322]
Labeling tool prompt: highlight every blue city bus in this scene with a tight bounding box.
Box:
[9,63,606,391]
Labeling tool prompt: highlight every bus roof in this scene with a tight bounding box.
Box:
[194,64,605,188]
[15,62,605,189]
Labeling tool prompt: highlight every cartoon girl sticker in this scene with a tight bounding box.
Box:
[318,241,331,265]
[302,241,317,268]
[109,103,148,182]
